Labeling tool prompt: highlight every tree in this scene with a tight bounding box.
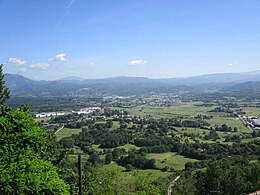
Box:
[194,159,259,195]
[105,153,112,164]
[125,164,134,172]
[0,64,11,114]
[0,66,69,194]
[0,108,69,194]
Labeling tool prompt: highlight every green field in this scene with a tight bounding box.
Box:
[146,152,198,170]
[34,116,52,122]
[92,144,140,152]
[207,116,250,133]
[55,127,82,141]
[127,105,214,118]
[100,162,172,185]
[116,144,140,151]
[92,144,104,152]
[110,121,120,131]
[111,102,215,118]
[243,107,260,116]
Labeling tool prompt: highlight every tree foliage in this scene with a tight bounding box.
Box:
[0,108,69,194]
[0,64,11,114]
[195,159,260,195]
[0,65,69,194]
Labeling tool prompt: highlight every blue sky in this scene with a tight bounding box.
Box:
[1,0,260,80]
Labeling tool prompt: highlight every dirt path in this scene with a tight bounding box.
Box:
[54,125,64,134]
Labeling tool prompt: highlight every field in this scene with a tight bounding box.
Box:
[116,144,141,151]
[146,152,198,170]
[100,162,173,185]
[207,116,250,133]
[242,106,260,116]
[112,103,215,118]
[55,127,82,141]
[111,103,258,144]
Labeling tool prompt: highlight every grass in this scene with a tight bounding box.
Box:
[92,144,104,152]
[111,104,251,134]
[92,144,140,153]
[116,144,140,151]
[71,146,84,154]
[111,103,215,119]
[242,107,260,116]
[34,116,52,122]
[207,116,250,133]
[146,152,198,170]
[68,153,89,163]
[101,162,172,185]
[55,127,82,141]
[110,121,120,131]
[174,127,234,145]
[241,138,257,143]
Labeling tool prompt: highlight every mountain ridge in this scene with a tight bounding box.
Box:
[4,70,260,97]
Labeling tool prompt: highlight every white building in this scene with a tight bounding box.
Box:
[34,112,65,118]
[72,107,101,115]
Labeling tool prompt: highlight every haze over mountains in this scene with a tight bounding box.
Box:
[4,70,260,97]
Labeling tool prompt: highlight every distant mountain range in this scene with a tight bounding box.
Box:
[4,70,260,97]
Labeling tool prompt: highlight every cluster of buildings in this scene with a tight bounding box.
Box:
[243,116,260,130]
[72,107,102,115]
[35,107,103,118]
[34,112,65,118]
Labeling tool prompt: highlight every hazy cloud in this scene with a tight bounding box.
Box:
[30,63,49,69]
[129,59,148,66]
[228,63,233,67]
[89,62,95,68]
[69,64,76,68]
[48,54,67,61]
[18,67,27,74]
[8,57,26,65]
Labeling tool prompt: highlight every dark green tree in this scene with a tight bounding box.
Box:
[105,153,112,164]
[195,159,260,195]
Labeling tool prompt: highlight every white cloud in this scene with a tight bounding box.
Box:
[228,63,233,67]
[8,57,26,65]
[18,67,27,74]
[30,63,49,69]
[48,54,67,61]
[69,64,76,68]
[129,59,148,66]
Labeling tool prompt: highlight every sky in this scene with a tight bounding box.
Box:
[1,0,260,80]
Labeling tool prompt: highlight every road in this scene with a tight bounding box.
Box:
[54,125,64,134]
[238,115,254,132]
[167,175,180,195]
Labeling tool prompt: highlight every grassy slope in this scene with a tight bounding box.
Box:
[55,127,82,141]
[101,162,172,185]
[146,152,198,170]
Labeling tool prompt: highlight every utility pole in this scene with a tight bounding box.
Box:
[78,154,83,195]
